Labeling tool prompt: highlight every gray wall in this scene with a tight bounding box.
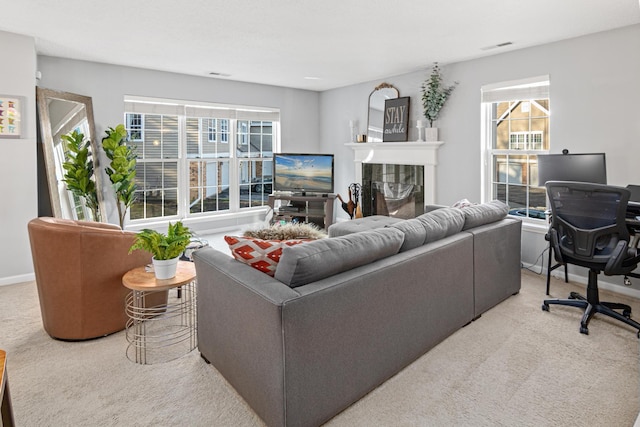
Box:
[3,24,640,294]
[36,56,321,228]
[320,24,640,296]
[0,31,37,285]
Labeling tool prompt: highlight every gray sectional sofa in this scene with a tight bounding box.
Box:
[193,201,522,427]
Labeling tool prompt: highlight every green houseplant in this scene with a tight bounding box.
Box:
[421,62,458,140]
[102,124,137,228]
[61,130,101,221]
[129,221,193,279]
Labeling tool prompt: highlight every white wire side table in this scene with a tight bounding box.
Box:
[123,261,197,364]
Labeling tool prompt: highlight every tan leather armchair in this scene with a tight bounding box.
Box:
[27,217,166,340]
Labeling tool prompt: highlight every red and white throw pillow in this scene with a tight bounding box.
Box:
[224,236,309,276]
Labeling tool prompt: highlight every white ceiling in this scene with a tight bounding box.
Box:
[1,0,639,91]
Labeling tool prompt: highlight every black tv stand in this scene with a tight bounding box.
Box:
[292,192,330,198]
[268,194,336,230]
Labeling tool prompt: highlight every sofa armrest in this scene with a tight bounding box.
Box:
[193,247,299,427]
[465,218,522,316]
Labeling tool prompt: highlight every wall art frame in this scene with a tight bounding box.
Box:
[382,96,410,142]
[0,95,23,139]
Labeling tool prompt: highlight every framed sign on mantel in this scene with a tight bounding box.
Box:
[383,96,410,142]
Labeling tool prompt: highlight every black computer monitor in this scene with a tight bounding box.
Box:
[537,153,607,185]
[626,185,640,202]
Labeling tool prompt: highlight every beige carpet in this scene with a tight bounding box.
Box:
[1,271,639,426]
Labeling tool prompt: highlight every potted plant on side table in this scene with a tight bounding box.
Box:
[129,221,193,279]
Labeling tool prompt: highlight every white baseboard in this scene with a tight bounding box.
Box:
[0,272,35,286]
[547,269,640,300]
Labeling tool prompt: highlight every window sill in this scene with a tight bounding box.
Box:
[125,208,268,234]
[508,215,549,234]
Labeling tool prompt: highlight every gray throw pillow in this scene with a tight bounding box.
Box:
[461,200,509,230]
[387,218,428,252]
[416,207,466,243]
[274,227,405,288]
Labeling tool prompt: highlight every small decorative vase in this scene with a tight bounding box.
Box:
[152,256,179,280]
[425,127,439,142]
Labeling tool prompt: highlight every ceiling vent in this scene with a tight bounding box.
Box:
[480,41,514,51]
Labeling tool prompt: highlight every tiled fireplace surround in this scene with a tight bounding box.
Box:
[348,141,444,219]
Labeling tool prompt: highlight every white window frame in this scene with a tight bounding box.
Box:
[481,76,550,220]
[124,96,280,224]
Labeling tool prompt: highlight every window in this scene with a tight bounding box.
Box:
[509,131,543,150]
[185,116,230,215]
[124,97,279,222]
[127,113,143,141]
[205,118,229,143]
[481,76,550,220]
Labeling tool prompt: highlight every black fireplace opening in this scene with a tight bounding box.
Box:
[362,163,424,219]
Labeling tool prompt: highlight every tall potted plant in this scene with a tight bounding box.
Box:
[61,130,100,221]
[129,221,193,279]
[102,124,137,228]
[420,62,458,141]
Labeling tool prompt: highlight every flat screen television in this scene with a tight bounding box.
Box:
[537,153,607,185]
[273,153,334,195]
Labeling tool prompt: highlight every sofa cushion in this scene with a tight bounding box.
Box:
[415,207,465,244]
[387,218,428,252]
[224,235,309,276]
[274,227,405,288]
[328,215,403,237]
[461,200,509,230]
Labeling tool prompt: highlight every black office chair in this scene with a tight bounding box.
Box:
[542,181,640,337]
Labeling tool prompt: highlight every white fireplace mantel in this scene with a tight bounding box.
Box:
[347,141,444,205]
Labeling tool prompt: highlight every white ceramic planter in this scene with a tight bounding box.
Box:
[425,127,439,142]
[152,256,179,280]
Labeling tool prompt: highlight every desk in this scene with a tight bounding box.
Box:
[626,200,640,233]
[123,262,197,364]
[1,349,15,427]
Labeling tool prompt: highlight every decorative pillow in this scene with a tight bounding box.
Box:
[451,198,476,209]
[274,228,405,288]
[460,200,509,230]
[416,207,466,244]
[224,235,309,276]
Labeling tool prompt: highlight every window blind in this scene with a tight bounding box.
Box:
[123,100,183,116]
[481,75,550,103]
[124,96,280,121]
